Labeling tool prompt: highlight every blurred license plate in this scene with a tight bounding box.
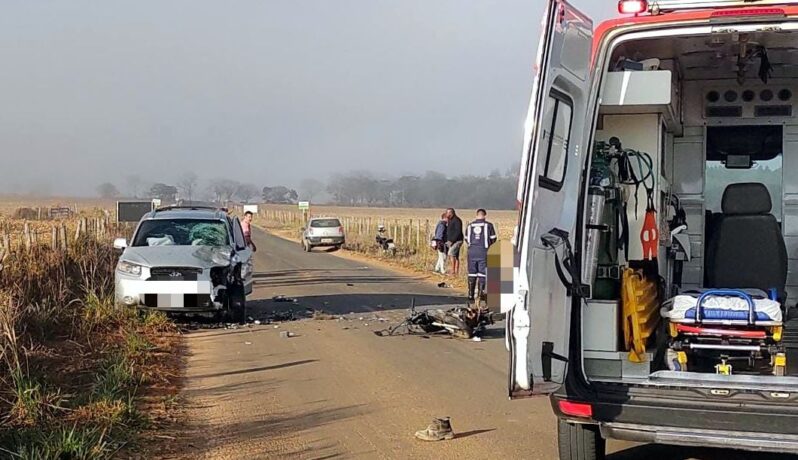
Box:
[322,238,334,243]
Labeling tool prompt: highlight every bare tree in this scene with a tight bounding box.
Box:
[208,178,239,203]
[177,172,198,202]
[299,178,325,202]
[126,174,142,198]
[235,183,259,203]
[96,182,120,199]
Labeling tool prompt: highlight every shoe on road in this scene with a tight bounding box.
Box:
[414,417,454,441]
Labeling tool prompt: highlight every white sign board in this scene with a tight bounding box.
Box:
[243,204,259,214]
[298,201,310,210]
[152,198,162,208]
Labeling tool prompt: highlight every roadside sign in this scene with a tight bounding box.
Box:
[152,198,162,208]
[298,201,310,210]
[48,207,73,219]
[117,201,154,223]
[243,204,259,214]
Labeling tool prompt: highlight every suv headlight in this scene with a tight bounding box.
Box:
[117,260,143,276]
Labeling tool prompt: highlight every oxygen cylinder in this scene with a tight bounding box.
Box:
[584,186,606,289]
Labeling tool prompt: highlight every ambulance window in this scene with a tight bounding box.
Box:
[538,92,572,191]
[705,125,783,220]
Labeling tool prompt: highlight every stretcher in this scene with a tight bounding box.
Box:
[661,289,786,376]
[662,289,782,325]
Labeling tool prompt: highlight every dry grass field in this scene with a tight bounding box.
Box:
[260,204,518,240]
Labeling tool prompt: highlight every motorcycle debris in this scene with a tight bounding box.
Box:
[273,295,297,303]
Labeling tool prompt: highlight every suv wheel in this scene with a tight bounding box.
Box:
[226,284,246,323]
[558,420,605,460]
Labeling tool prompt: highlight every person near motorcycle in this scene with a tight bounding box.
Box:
[465,208,497,302]
[444,208,463,275]
[432,212,448,274]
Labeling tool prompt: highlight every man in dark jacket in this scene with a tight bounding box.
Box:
[445,208,464,276]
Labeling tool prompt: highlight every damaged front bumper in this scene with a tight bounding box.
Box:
[115,278,223,312]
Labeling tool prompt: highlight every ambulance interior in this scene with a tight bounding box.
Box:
[581,26,798,386]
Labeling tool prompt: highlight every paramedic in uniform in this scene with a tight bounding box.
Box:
[465,208,497,302]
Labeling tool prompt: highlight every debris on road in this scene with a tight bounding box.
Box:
[312,310,336,320]
[244,341,252,345]
[279,331,294,339]
[272,295,297,303]
[472,336,482,342]
[414,417,454,442]
[346,283,355,287]
[374,299,500,340]
[437,282,449,288]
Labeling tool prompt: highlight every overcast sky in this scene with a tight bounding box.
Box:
[0,1,610,197]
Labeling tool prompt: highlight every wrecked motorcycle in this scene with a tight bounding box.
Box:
[375,225,397,256]
[375,300,500,339]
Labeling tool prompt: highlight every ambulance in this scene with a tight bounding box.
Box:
[506,1,798,458]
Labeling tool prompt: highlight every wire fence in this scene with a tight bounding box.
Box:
[0,217,130,254]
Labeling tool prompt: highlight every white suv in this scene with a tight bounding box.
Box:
[114,206,253,321]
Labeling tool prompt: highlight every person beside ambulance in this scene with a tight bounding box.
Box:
[465,208,497,302]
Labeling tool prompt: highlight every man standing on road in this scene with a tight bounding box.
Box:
[445,208,463,276]
[465,208,497,302]
[241,211,257,252]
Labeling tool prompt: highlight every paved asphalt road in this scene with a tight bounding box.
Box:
[171,228,798,460]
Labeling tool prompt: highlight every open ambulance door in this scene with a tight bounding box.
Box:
[507,0,593,398]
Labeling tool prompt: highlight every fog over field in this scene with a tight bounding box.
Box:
[0,1,609,197]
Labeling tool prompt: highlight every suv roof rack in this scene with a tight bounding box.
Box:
[154,205,229,213]
[650,0,798,13]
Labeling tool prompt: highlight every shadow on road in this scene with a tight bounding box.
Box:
[255,274,422,289]
[455,429,496,439]
[190,359,318,380]
[608,443,798,460]
[205,404,368,459]
[248,293,465,316]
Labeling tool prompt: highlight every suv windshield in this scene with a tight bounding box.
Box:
[310,219,341,228]
[132,219,230,247]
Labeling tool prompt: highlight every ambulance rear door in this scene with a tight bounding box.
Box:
[508,0,594,397]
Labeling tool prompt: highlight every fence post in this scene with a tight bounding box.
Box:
[60,224,68,251]
[23,222,31,250]
[52,226,58,248]
[415,219,420,250]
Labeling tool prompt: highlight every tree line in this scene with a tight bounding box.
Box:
[95,173,275,204]
[310,167,518,209]
[95,166,518,209]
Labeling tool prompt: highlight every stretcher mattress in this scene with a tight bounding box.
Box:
[662,291,782,324]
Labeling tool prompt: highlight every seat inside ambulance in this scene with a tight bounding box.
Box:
[580,21,798,382]
[705,182,787,301]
